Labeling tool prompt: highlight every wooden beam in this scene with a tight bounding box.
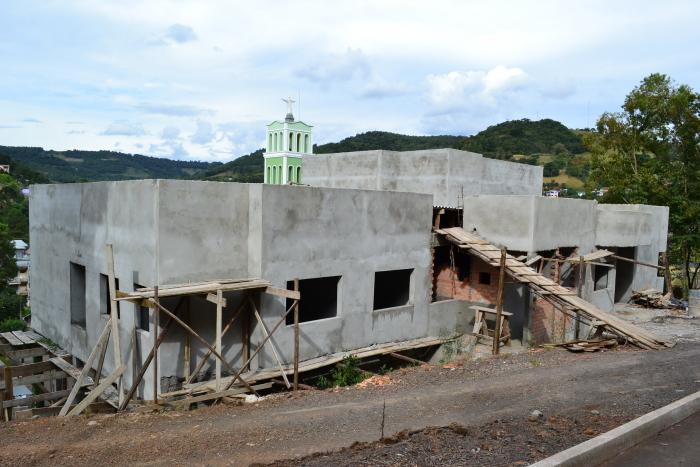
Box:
[106,244,124,407]
[171,382,273,408]
[2,389,72,409]
[493,248,506,355]
[293,278,300,392]
[610,254,665,271]
[67,365,125,417]
[248,296,290,388]
[153,285,159,404]
[59,318,112,416]
[207,293,227,307]
[575,256,584,339]
[662,252,673,295]
[388,352,423,366]
[0,360,55,379]
[264,286,300,300]
[215,289,223,392]
[183,298,191,381]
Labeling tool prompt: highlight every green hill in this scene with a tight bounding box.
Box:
[0,146,220,183]
[314,131,465,154]
[462,119,585,159]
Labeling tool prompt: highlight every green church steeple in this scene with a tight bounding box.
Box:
[264,97,313,184]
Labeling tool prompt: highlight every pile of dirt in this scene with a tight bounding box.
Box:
[261,411,630,466]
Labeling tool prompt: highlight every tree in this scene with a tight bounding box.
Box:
[586,74,700,293]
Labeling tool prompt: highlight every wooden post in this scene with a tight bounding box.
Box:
[492,248,506,355]
[3,366,13,421]
[183,298,191,380]
[106,244,124,407]
[242,304,250,372]
[152,285,159,404]
[575,256,584,339]
[215,289,223,392]
[662,252,673,296]
[293,278,300,392]
[248,295,290,388]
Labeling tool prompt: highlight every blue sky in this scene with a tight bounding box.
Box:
[1,0,699,162]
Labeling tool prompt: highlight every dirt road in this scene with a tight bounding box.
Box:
[2,344,699,466]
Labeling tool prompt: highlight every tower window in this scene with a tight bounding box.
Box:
[289,132,293,151]
[268,133,272,151]
[288,165,293,183]
[273,133,277,152]
[296,133,301,152]
[304,134,309,153]
[267,166,271,183]
[296,166,301,183]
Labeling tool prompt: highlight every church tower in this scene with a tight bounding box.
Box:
[264,97,313,184]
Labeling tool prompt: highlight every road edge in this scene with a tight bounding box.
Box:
[530,389,700,467]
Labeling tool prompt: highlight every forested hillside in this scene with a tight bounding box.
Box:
[0,146,220,183]
[314,131,465,154]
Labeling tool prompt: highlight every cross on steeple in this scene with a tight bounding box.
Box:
[282,97,296,121]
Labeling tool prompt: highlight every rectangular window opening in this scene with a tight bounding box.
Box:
[594,264,609,291]
[373,269,413,311]
[99,273,120,318]
[134,283,150,332]
[478,271,491,285]
[286,276,340,324]
[70,262,86,327]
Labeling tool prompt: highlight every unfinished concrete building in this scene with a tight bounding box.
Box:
[24,146,669,406]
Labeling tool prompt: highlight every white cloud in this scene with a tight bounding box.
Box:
[190,120,215,144]
[297,48,370,85]
[165,24,197,44]
[101,120,146,136]
[426,66,528,113]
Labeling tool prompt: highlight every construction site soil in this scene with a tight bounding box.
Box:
[2,342,699,466]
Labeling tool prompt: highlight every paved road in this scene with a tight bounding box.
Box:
[2,344,700,466]
[603,410,700,466]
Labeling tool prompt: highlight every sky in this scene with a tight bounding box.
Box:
[0,0,699,162]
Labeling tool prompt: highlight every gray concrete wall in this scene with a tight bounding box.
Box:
[30,180,470,399]
[303,149,543,207]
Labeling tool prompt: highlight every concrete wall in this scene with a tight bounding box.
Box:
[303,149,543,207]
[30,180,469,399]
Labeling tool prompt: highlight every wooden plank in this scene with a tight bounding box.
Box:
[469,306,513,316]
[493,248,506,355]
[12,331,35,345]
[215,289,222,392]
[1,361,55,379]
[67,365,124,417]
[153,285,160,404]
[170,382,273,408]
[293,278,300,392]
[59,318,112,416]
[206,293,227,307]
[117,279,272,301]
[2,389,72,409]
[106,244,124,408]
[5,347,48,360]
[2,370,65,389]
[249,296,290,388]
[50,358,94,386]
[0,332,24,347]
[265,286,301,300]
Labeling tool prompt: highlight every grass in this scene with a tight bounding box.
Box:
[543,170,586,190]
[316,356,368,389]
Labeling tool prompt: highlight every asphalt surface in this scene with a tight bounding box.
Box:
[602,410,700,467]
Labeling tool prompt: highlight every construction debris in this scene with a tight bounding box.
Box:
[630,289,685,310]
[542,338,618,352]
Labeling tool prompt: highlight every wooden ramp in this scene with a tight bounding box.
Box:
[438,227,669,350]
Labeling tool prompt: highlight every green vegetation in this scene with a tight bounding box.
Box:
[0,146,220,183]
[586,73,700,295]
[315,131,464,154]
[315,356,367,388]
[461,118,586,159]
[0,317,27,332]
[201,149,265,182]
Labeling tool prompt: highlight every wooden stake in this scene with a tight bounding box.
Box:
[662,252,673,295]
[493,248,506,355]
[3,366,13,421]
[293,278,300,392]
[242,305,250,372]
[106,244,124,407]
[215,289,223,392]
[153,285,159,404]
[67,365,125,417]
[59,319,112,416]
[575,256,584,339]
[248,295,290,388]
[183,298,190,380]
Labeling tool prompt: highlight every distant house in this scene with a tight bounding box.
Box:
[0,164,9,174]
[8,240,30,296]
[544,189,560,198]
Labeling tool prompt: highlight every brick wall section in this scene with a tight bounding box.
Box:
[434,251,499,304]
[434,247,575,345]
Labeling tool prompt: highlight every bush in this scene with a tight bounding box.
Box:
[315,356,367,388]
[0,318,27,332]
[0,288,23,322]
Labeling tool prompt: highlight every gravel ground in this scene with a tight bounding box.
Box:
[2,342,700,466]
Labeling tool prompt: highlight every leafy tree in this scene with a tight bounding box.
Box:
[586,73,700,293]
[543,162,560,177]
